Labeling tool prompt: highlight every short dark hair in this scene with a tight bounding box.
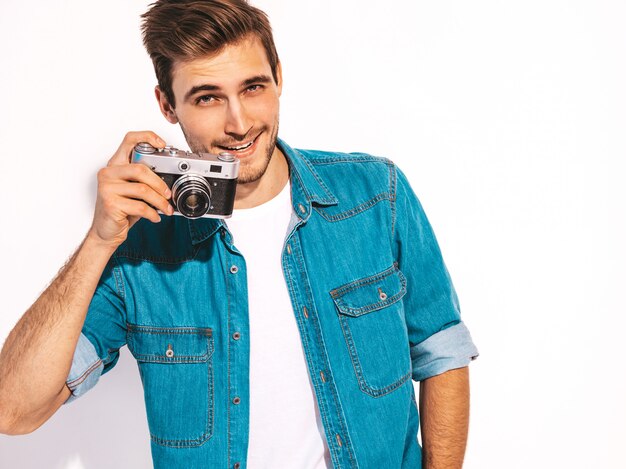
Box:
[141,0,280,107]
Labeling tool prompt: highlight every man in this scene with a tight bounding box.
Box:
[0,0,478,467]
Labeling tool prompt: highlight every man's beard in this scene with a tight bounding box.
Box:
[180,118,279,185]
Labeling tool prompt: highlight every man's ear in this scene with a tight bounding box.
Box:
[155,86,178,124]
[275,61,283,97]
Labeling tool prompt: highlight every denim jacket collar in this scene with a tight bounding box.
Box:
[188,138,338,245]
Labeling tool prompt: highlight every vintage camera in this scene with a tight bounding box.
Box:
[132,142,239,219]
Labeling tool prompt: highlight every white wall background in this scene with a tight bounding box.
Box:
[0,1,624,468]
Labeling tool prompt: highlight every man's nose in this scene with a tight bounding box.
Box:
[224,99,251,138]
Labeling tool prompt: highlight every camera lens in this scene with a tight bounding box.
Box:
[185,194,200,210]
[171,174,211,219]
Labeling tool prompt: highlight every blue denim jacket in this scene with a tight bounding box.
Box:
[64,139,478,468]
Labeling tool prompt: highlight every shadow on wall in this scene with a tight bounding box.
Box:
[0,348,153,469]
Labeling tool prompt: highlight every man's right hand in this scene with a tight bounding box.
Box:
[87,131,174,250]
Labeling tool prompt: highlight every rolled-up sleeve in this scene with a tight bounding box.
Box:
[410,321,478,381]
[392,165,479,381]
[63,258,127,404]
[64,333,104,404]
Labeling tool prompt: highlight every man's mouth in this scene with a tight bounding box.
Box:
[222,140,254,151]
[217,132,261,154]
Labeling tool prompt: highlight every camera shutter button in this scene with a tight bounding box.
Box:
[218,152,236,162]
[135,142,156,154]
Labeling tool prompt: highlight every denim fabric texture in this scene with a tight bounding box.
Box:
[65,332,104,403]
[65,139,478,468]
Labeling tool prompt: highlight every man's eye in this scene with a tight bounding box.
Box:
[196,95,217,104]
[247,84,262,92]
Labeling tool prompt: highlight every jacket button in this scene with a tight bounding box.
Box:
[232,332,241,340]
[233,396,241,405]
[230,265,238,274]
[234,464,241,469]
[165,344,174,358]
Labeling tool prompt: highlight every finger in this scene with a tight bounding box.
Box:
[110,182,174,216]
[99,164,171,199]
[108,131,166,167]
[113,196,162,224]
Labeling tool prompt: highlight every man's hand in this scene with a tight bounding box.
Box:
[88,131,174,251]
[419,366,471,469]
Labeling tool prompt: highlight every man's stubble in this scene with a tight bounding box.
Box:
[179,116,279,185]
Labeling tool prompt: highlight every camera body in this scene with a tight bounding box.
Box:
[132,142,239,219]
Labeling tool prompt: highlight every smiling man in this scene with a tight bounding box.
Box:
[156,34,287,207]
[0,1,478,468]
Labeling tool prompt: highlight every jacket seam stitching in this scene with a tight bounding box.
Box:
[293,149,337,202]
[314,193,391,222]
[330,264,399,297]
[308,155,388,164]
[224,246,232,468]
[148,336,214,447]
[126,324,212,335]
[334,287,407,316]
[282,246,341,466]
[111,255,125,300]
[390,163,398,238]
[291,234,359,467]
[337,313,411,397]
[67,358,103,388]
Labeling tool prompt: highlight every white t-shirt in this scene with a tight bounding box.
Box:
[225,180,331,468]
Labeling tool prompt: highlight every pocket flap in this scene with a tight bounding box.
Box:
[127,324,213,363]
[330,264,406,317]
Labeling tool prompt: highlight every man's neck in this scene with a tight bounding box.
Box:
[233,148,289,209]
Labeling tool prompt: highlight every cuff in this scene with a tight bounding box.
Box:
[410,321,479,381]
[63,333,104,404]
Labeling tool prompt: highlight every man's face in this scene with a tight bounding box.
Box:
[158,35,282,185]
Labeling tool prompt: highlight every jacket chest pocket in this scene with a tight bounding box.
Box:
[330,264,412,397]
[127,324,214,448]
